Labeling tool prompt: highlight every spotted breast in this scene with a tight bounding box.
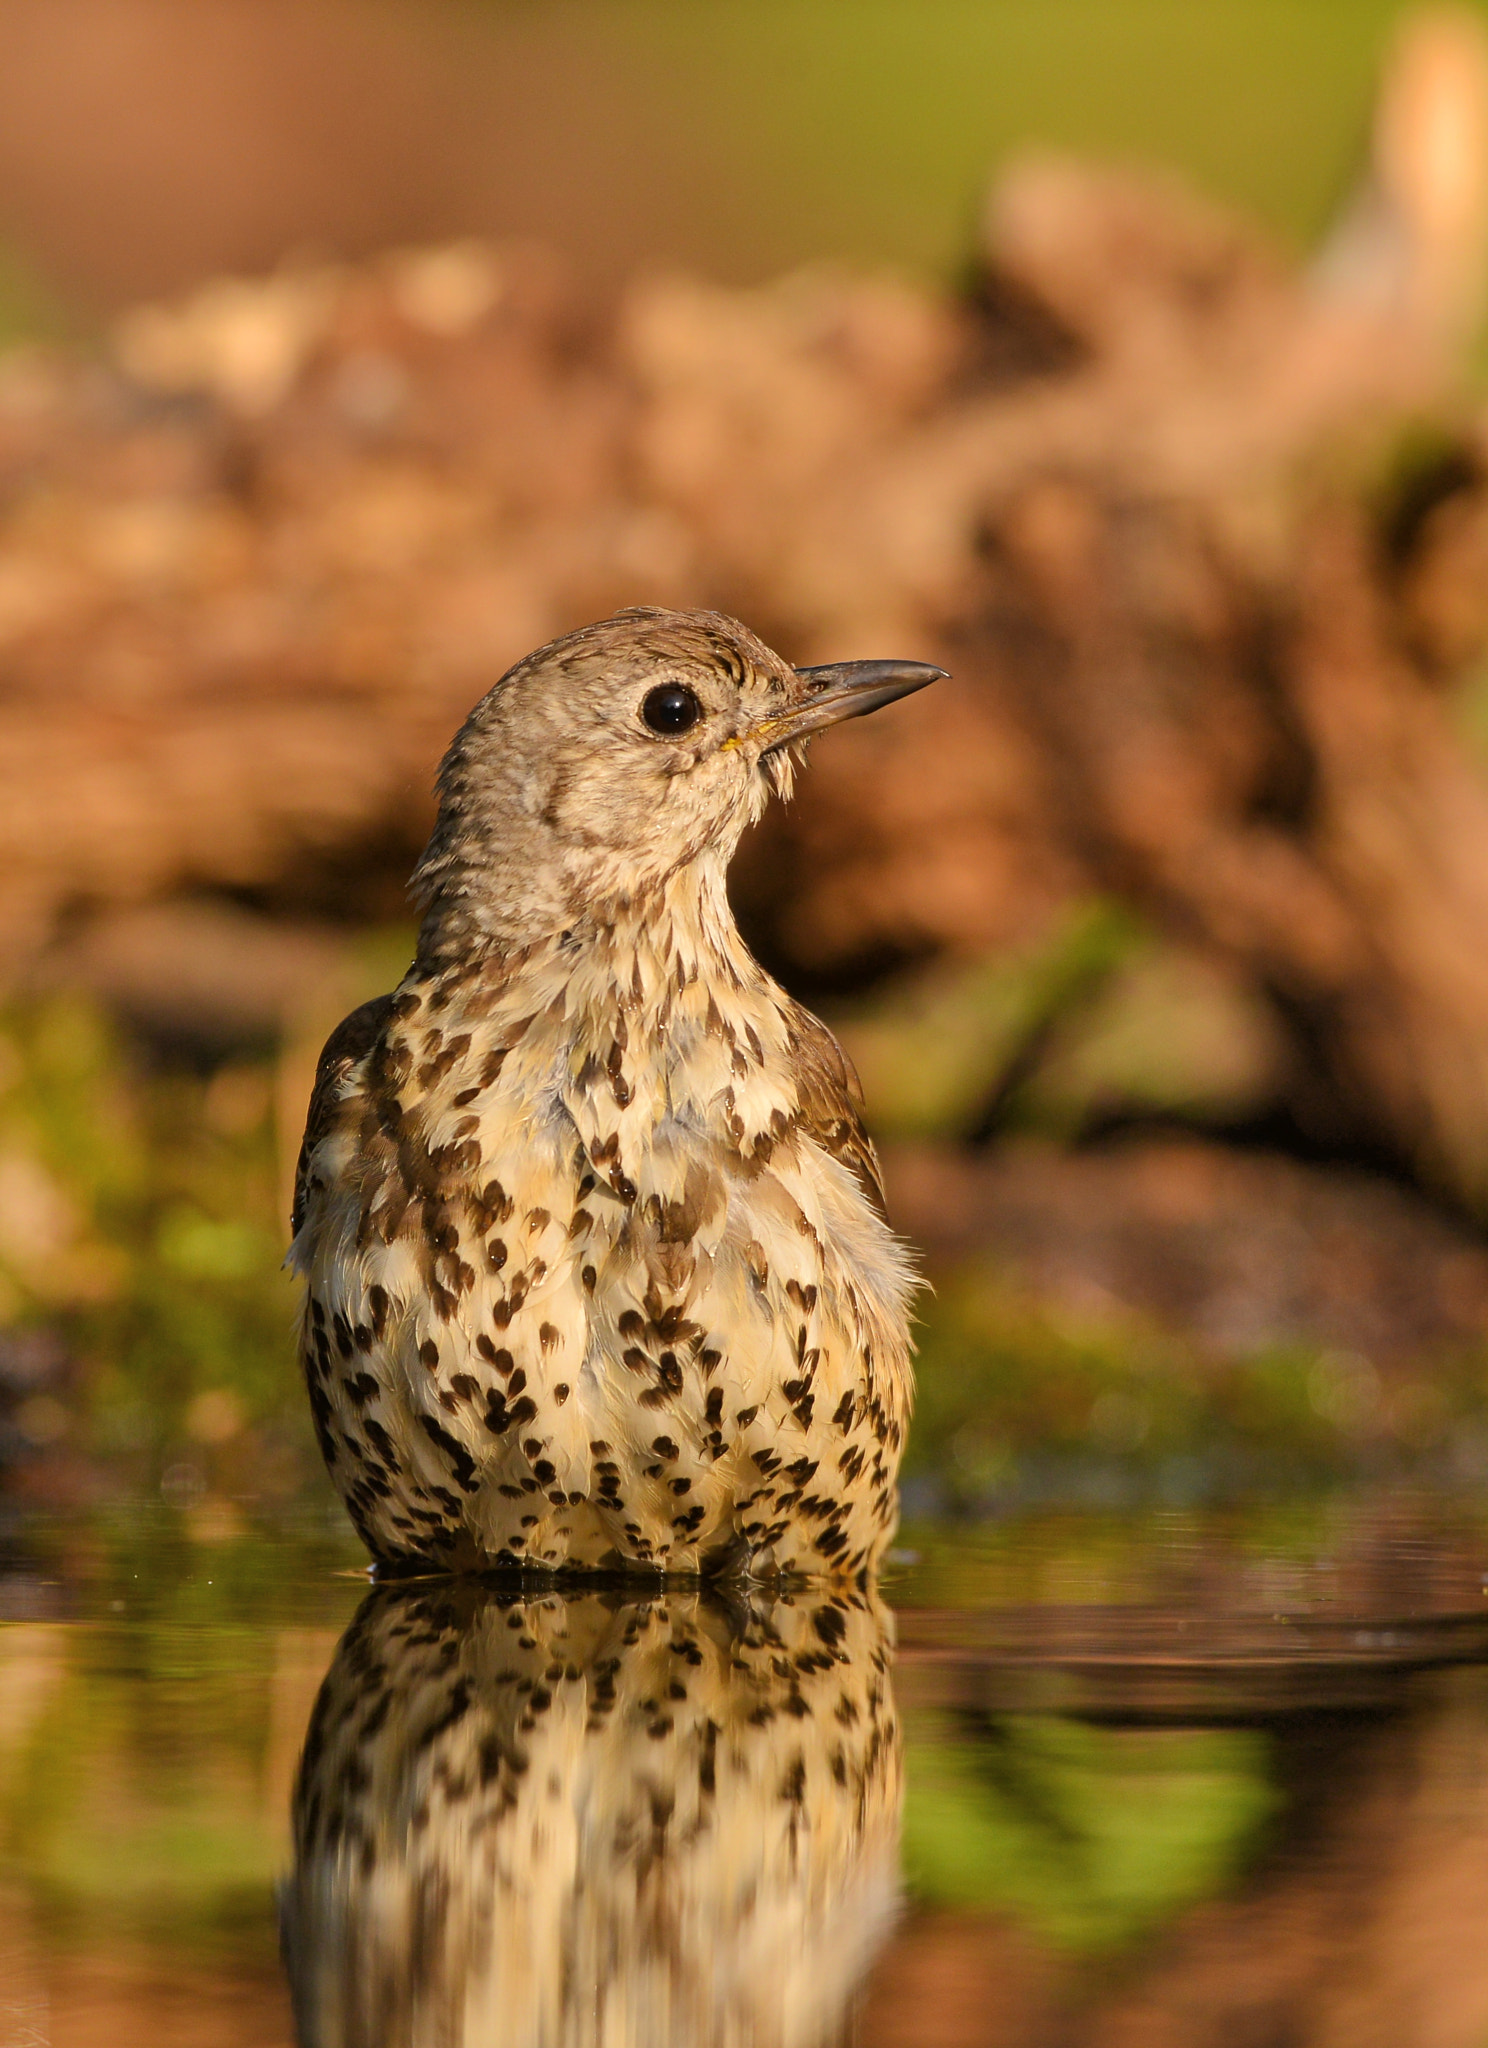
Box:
[288,606,935,1577]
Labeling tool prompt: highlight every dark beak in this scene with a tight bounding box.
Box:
[752,659,947,752]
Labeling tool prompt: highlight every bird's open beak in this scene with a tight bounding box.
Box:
[747,659,947,753]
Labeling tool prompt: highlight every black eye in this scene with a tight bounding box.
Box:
[641,684,703,736]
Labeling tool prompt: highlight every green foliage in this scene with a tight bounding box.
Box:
[1021,945,1283,1138]
[0,995,308,1489]
[905,1267,1488,1508]
[902,1709,1276,1950]
[834,904,1284,1145]
[0,922,425,1493]
[835,902,1144,1141]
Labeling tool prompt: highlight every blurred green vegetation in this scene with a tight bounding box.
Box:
[0,993,308,1495]
[831,903,1143,1143]
[2,0,1484,358]
[474,0,1433,275]
[903,1272,1488,1510]
[0,945,1483,1506]
[830,902,1283,1144]
[902,1708,1276,1948]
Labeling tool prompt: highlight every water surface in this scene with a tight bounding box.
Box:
[5,1494,1488,2046]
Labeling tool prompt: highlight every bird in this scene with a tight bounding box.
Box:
[282,1576,900,2048]
[288,606,942,1578]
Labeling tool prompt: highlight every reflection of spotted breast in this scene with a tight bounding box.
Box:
[288,886,917,1577]
[282,1578,901,2048]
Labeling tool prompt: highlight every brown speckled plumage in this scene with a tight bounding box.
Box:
[288,608,938,1577]
[282,1578,899,2046]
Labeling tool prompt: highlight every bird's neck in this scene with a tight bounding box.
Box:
[574,854,776,1052]
[406,851,802,1193]
[418,851,773,1047]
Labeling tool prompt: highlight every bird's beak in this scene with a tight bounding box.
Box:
[746,659,948,753]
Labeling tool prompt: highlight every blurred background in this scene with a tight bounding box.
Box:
[7,4,1488,2038]
[3,0,1488,1516]
[0,0,1450,316]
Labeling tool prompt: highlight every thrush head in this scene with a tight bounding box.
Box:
[411,606,943,959]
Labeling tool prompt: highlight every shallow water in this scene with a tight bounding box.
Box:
[5,1494,1488,2046]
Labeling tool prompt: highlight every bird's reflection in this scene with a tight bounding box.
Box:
[282,1576,900,2047]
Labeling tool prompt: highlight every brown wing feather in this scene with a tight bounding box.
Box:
[291,994,396,1239]
[785,1001,889,1218]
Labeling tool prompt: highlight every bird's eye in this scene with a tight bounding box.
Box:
[640,684,704,736]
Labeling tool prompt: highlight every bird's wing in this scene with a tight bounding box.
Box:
[784,1002,889,1219]
[291,993,396,1239]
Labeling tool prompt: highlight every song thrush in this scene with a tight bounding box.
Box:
[289,608,940,1577]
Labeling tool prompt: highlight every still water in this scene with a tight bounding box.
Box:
[5,1495,1488,2047]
